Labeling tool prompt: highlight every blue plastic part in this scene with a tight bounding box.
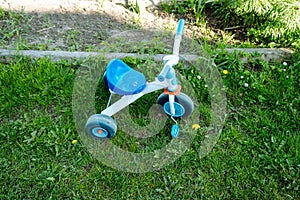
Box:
[106,59,146,95]
[92,127,109,138]
[166,70,174,79]
[157,64,170,82]
[171,124,180,138]
[171,78,178,85]
[163,102,185,117]
[176,19,185,36]
[85,114,117,139]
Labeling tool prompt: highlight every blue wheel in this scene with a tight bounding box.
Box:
[157,92,194,118]
[85,114,117,139]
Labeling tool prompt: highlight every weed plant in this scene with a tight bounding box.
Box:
[162,0,300,49]
[0,7,30,49]
[212,0,300,48]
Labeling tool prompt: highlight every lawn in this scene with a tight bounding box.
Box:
[0,1,300,199]
[0,50,299,199]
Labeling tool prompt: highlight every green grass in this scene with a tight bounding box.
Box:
[0,51,299,199]
[0,4,299,199]
[161,0,300,50]
[0,7,31,49]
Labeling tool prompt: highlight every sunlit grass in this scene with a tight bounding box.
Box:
[0,51,299,199]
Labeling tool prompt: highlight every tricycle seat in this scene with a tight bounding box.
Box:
[106,59,146,95]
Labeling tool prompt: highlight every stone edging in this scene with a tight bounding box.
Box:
[224,48,293,62]
[0,48,293,62]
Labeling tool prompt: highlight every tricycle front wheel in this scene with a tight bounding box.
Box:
[157,92,194,118]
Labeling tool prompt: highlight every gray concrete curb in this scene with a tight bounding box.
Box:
[0,48,293,62]
[224,48,293,62]
[0,49,199,62]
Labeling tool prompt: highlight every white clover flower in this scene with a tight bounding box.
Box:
[240,76,244,79]
[283,62,288,66]
[197,75,201,79]
[244,83,249,87]
[286,76,289,79]
[283,69,286,72]
[204,84,208,88]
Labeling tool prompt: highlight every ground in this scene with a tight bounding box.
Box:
[0,0,242,52]
[0,0,179,51]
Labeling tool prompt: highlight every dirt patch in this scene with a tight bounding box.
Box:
[0,0,242,52]
[1,0,141,51]
[18,12,130,51]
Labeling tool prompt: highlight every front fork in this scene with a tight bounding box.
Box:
[169,94,176,115]
[166,88,181,138]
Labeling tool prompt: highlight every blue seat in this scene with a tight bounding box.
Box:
[105,59,146,95]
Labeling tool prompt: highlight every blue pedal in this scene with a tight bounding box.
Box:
[171,124,180,138]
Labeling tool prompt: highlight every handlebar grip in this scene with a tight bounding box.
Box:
[157,64,170,82]
[173,19,185,56]
[176,19,185,36]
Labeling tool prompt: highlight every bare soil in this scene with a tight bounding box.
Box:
[0,0,244,52]
[0,1,181,51]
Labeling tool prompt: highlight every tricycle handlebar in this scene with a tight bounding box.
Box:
[176,19,185,36]
[173,19,185,56]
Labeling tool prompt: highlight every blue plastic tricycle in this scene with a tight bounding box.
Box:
[85,19,194,139]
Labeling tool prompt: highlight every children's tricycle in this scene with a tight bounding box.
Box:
[85,19,194,139]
